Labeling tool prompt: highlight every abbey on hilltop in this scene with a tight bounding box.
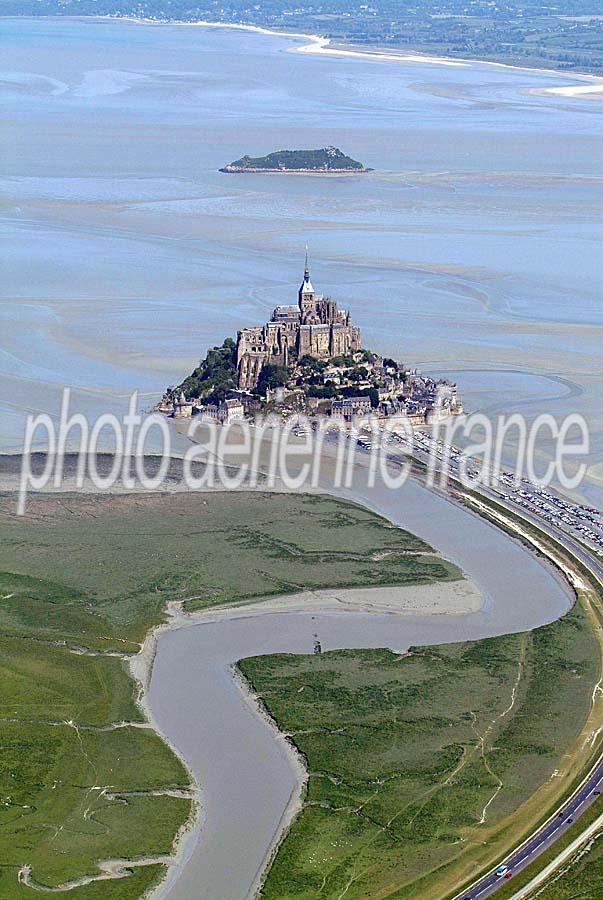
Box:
[236,257,361,389]
[158,256,463,426]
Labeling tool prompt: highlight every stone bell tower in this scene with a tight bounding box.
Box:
[298,251,316,312]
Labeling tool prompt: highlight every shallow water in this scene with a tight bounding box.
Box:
[2,17,603,503]
[148,473,572,899]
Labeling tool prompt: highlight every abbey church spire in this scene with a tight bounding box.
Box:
[299,249,315,308]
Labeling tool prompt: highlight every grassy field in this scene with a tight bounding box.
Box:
[0,567,192,898]
[447,491,603,900]
[240,594,600,899]
[537,839,603,899]
[529,819,603,899]
[0,491,457,639]
[0,489,459,897]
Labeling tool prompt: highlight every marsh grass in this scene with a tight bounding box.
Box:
[240,600,598,899]
[0,490,459,897]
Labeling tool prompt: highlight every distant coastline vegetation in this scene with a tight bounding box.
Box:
[5,0,603,74]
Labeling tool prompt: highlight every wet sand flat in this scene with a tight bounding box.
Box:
[202,578,483,618]
[2,18,603,505]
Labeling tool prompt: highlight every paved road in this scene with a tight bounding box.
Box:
[456,761,603,898]
[400,444,603,898]
[343,433,603,898]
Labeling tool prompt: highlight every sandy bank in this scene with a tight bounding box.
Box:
[231,665,309,900]
[295,34,468,68]
[294,32,603,96]
[188,578,483,621]
[540,81,603,97]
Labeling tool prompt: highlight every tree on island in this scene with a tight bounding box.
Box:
[178,337,237,399]
[305,384,340,399]
[348,366,369,382]
[340,385,380,407]
[221,147,369,173]
[298,355,328,372]
[330,354,356,368]
[254,363,289,396]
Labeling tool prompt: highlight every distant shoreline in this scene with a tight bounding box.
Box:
[6,13,603,96]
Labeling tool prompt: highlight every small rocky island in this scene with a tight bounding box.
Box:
[220,146,370,174]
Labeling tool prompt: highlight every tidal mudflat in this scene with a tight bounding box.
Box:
[2,17,603,503]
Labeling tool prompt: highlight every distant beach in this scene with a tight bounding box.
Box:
[106,14,603,92]
[295,33,468,68]
[540,80,603,98]
[294,31,603,92]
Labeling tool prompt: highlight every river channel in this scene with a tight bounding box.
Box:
[147,471,572,900]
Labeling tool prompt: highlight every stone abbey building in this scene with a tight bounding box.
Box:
[236,260,361,389]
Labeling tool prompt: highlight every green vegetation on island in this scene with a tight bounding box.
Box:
[0,487,459,898]
[220,147,369,173]
[172,341,385,408]
[177,337,238,404]
[240,597,600,899]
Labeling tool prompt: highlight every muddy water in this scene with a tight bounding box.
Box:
[148,474,572,900]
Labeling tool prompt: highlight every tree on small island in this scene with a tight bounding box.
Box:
[254,363,289,396]
[298,355,328,372]
[178,338,237,400]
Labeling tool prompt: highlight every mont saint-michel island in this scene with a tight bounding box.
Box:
[158,259,462,426]
[220,146,370,173]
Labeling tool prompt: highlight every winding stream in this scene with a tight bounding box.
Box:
[147,473,572,900]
